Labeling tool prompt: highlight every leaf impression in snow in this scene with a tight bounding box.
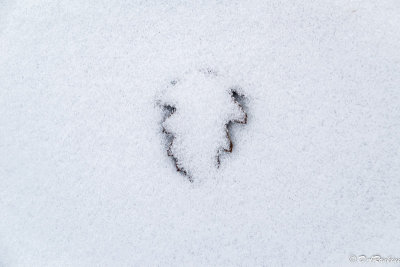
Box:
[159,69,247,181]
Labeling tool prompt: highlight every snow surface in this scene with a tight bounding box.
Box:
[1,0,400,266]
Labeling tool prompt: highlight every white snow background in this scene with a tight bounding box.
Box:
[0,0,399,266]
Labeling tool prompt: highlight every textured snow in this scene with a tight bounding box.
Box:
[160,69,247,180]
[1,0,400,266]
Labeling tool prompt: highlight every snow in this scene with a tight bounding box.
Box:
[0,0,399,266]
[159,69,247,180]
